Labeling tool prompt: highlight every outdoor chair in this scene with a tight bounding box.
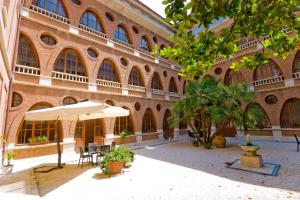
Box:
[78,146,92,168]
[294,134,300,152]
[88,143,100,165]
[94,145,111,166]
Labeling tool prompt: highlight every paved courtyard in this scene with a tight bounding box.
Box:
[0,138,300,199]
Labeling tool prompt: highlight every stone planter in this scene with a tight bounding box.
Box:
[212,135,226,148]
[240,145,263,168]
[29,141,48,146]
[240,145,260,156]
[107,161,124,174]
[192,142,199,147]
[1,165,13,175]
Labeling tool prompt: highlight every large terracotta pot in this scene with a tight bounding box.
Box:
[212,135,226,148]
[107,161,124,174]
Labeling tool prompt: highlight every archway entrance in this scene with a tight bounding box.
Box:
[163,110,174,139]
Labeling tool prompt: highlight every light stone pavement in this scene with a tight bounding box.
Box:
[0,137,300,200]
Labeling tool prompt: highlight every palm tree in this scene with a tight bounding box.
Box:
[169,76,263,145]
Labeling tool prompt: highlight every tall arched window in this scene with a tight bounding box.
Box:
[281,98,300,128]
[97,59,119,82]
[114,108,133,135]
[17,103,62,144]
[80,10,103,32]
[163,109,173,133]
[32,0,67,17]
[244,103,271,129]
[142,108,156,133]
[224,69,245,85]
[17,35,39,68]
[54,49,86,76]
[293,51,300,73]
[114,25,129,44]
[128,67,144,86]
[254,60,282,81]
[169,77,178,93]
[63,96,77,105]
[151,72,163,90]
[139,36,150,51]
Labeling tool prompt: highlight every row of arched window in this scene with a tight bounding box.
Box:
[222,55,300,85]
[31,0,166,51]
[16,34,180,93]
[16,101,171,144]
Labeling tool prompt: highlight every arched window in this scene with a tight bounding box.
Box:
[163,109,173,133]
[281,98,300,128]
[97,59,119,82]
[11,92,23,107]
[169,77,178,93]
[142,108,156,133]
[32,0,67,17]
[63,97,77,105]
[54,49,86,76]
[74,119,104,140]
[114,108,133,135]
[254,60,282,81]
[17,35,39,68]
[139,36,150,51]
[80,10,103,32]
[128,67,144,86]
[17,103,62,144]
[244,103,271,129]
[293,51,300,73]
[114,25,130,44]
[151,72,163,90]
[224,69,245,85]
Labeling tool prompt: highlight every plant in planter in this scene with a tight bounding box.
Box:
[29,136,48,145]
[192,140,199,147]
[101,146,134,175]
[2,149,16,175]
[119,130,133,139]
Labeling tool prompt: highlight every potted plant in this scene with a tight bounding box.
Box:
[29,136,48,145]
[2,149,16,175]
[119,130,133,139]
[192,140,199,147]
[101,146,134,175]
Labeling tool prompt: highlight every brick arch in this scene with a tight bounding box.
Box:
[253,59,283,81]
[142,108,157,133]
[17,33,40,68]
[280,98,300,128]
[53,48,88,77]
[163,109,174,139]
[244,103,271,129]
[168,76,178,93]
[292,51,300,73]
[224,69,245,85]
[97,58,121,82]
[128,66,145,87]
[32,0,69,18]
[150,72,164,90]
[113,23,133,45]
[139,35,152,51]
[79,8,106,33]
[113,106,135,135]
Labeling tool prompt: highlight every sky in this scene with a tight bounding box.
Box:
[138,0,166,17]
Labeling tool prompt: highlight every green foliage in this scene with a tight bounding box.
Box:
[160,0,300,78]
[28,136,48,144]
[100,146,134,175]
[119,130,133,139]
[168,77,263,144]
[4,150,16,166]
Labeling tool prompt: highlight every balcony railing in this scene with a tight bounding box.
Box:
[15,65,40,76]
[79,24,107,39]
[169,92,180,97]
[238,40,257,50]
[151,88,164,95]
[52,71,88,83]
[253,75,284,86]
[113,38,134,49]
[128,84,146,92]
[96,79,121,88]
[30,5,70,24]
[293,72,300,79]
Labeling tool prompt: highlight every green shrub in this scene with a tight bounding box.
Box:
[29,136,48,144]
[119,130,133,139]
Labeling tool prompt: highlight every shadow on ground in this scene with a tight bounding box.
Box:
[134,138,300,193]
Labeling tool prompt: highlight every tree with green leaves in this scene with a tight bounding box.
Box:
[160,0,300,78]
[168,77,264,145]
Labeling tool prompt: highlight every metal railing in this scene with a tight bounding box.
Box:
[78,24,107,39]
[253,75,284,86]
[128,84,146,92]
[293,72,300,79]
[96,79,122,88]
[238,40,257,50]
[151,88,164,95]
[15,64,40,76]
[52,71,88,83]
[30,5,70,24]
[113,38,134,49]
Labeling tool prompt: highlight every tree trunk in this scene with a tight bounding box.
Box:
[56,120,62,168]
[200,108,207,143]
